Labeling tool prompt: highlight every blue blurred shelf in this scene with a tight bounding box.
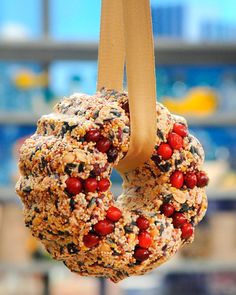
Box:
[1,40,236,64]
[185,113,236,127]
[0,112,39,125]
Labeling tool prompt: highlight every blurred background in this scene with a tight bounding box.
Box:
[0,0,236,294]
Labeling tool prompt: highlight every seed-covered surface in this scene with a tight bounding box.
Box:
[16,89,208,282]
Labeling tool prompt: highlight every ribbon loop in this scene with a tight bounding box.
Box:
[97,0,157,173]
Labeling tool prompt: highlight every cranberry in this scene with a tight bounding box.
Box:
[173,123,188,137]
[96,138,111,153]
[161,203,175,217]
[107,147,118,163]
[170,171,184,188]
[157,143,173,160]
[196,171,209,187]
[136,216,149,230]
[106,206,122,222]
[66,177,82,195]
[83,233,100,248]
[85,129,101,142]
[138,231,152,248]
[94,219,114,235]
[84,178,98,192]
[185,172,197,189]
[98,178,110,192]
[168,132,183,150]
[181,222,194,239]
[134,247,150,261]
[172,213,186,228]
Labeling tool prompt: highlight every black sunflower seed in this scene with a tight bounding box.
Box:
[159,223,165,235]
[55,199,59,210]
[93,110,99,119]
[34,207,40,213]
[25,221,31,227]
[179,203,194,213]
[110,110,121,117]
[64,189,73,198]
[67,243,78,254]
[65,163,77,175]
[69,198,76,211]
[41,157,48,169]
[59,246,64,254]
[158,162,171,172]
[50,123,55,131]
[162,244,168,251]
[163,194,173,203]
[157,129,164,141]
[78,162,85,173]
[124,225,134,233]
[123,127,129,133]
[151,154,161,164]
[112,251,121,256]
[175,153,184,167]
[190,145,200,156]
[88,197,96,208]
[60,122,77,137]
[23,186,32,193]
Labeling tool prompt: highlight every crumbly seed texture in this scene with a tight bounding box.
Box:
[16,89,208,282]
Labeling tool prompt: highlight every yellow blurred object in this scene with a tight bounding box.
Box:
[163,87,218,116]
[221,171,236,189]
[14,70,48,89]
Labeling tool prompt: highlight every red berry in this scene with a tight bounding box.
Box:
[94,219,114,235]
[173,123,188,137]
[84,178,98,192]
[170,171,184,189]
[85,129,101,142]
[106,206,122,222]
[98,178,110,192]
[107,147,118,163]
[181,222,194,239]
[184,172,197,189]
[96,138,111,153]
[172,213,186,228]
[83,233,100,248]
[138,231,152,248]
[168,132,183,150]
[136,216,149,230]
[66,177,82,195]
[134,247,150,261]
[161,203,175,217]
[157,143,173,160]
[196,171,209,187]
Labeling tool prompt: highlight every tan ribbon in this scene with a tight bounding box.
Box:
[97,0,157,174]
[97,0,125,91]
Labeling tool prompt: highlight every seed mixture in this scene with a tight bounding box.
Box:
[16,89,208,282]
